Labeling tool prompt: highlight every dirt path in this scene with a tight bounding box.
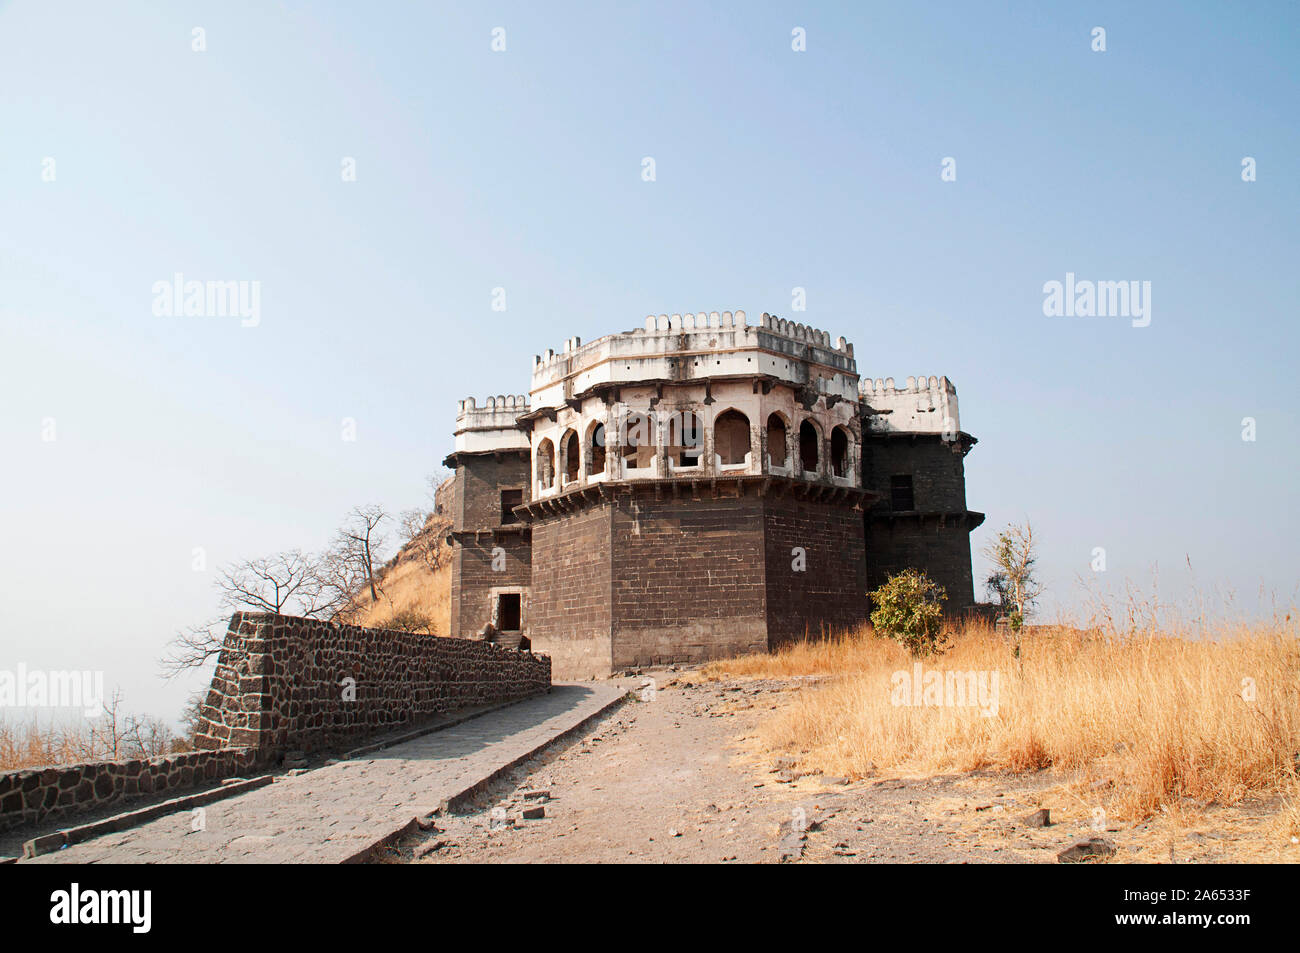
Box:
[385,671,1292,865]
[386,673,1032,863]
[8,672,1283,865]
[388,674,789,863]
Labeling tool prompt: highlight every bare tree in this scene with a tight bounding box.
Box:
[87,688,126,761]
[123,714,173,760]
[334,505,388,603]
[312,544,370,623]
[162,549,342,678]
[176,690,205,749]
[160,618,227,678]
[214,549,320,615]
[396,507,454,574]
[982,521,1045,656]
[399,507,429,546]
[383,607,436,635]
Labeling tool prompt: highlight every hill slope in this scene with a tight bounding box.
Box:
[351,511,453,635]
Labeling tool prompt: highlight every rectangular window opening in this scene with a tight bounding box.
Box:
[890,474,914,512]
[500,488,523,524]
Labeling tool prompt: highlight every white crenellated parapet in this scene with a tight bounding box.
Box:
[756,312,854,358]
[456,394,530,417]
[640,309,748,332]
[454,394,531,453]
[530,309,859,412]
[859,375,961,436]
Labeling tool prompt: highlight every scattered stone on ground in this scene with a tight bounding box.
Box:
[389,675,1051,864]
[381,671,1295,865]
[1057,837,1117,863]
[1022,808,1051,828]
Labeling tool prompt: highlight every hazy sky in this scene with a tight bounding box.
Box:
[2,1,1296,723]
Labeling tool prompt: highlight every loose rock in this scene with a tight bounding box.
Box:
[1057,837,1117,863]
[1021,808,1051,828]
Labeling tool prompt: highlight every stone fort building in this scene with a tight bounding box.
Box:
[443,309,983,679]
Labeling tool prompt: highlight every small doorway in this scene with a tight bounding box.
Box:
[496,593,522,631]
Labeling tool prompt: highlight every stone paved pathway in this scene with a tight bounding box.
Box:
[22,684,625,865]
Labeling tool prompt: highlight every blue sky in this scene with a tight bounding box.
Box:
[1,1,1297,722]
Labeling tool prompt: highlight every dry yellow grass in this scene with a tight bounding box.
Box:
[0,716,182,772]
[702,618,1300,820]
[351,514,453,634]
[1277,777,1300,840]
[0,722,84,772]
[352,553,451,633]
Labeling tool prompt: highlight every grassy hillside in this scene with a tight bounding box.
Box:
[350,510,453,635]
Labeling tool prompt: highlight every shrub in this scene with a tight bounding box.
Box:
[869,569,948,657]
[382,608,437,635]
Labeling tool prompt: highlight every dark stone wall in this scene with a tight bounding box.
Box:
[609,491,768,669]
[524,486,869,676]
[451,535,531,638]
[764,493,869,646]
[0,748,267,833]
[865,518,977,608]
[527,506,613,679]
[452,452,529,531]
[434,474,458,517]
[862,435,969,514]
[449,451,532,638]
[862,434,978,609]
[195,612,551,755]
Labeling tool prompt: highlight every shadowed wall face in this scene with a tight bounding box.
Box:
[528,505,614,679]
[524,488,870,676]
[862,438,968,514]
[764,494,868,646]
[861,435,981,608]
[449,451,532,638]
[609,494,768,668]
[195,612,551,754]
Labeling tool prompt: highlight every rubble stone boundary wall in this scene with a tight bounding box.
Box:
[0,746,266,833]
[0,613,550,834]
[194,611,552,754]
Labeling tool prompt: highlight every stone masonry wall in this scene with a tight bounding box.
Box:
[862,436,969,515]
[609,491,768,669]
[865,519,977,608]
[195,612,551,755]
[526,487,869,676]
[451,535,531,638]
[453,451,530,531]
[450,451,531,638]
[0,747,267,833]
[862,434,978,608]
[528,505,613,679]
[764,493,869,646]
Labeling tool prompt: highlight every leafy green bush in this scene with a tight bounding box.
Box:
[869,569,948,658]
